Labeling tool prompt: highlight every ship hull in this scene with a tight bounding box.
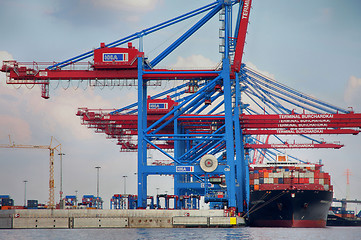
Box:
[327,215,361,226]
[248,189,333,228]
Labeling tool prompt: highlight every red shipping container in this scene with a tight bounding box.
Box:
[274,178,278,184]
[314,178,319,184]
[254,173,259,179]
[324,178,330,185]
[249,174,254,180]
[250,179,254,185]
[304,178,309,184]
[299,178,304,184]
[284,178,291,184]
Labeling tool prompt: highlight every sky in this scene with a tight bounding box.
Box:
[0,0,361,210]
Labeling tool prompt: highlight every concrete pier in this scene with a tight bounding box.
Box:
[0,209,245,229]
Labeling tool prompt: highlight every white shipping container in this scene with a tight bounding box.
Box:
[293,172,299,178]
[269,178,274,184]
[305,172,314,178]
[319,179,324,185]
[264,178,269,184]
[309,178,314,184]
[299,173,305,178]
[324,185,329,191]
[254,179,259,185]
[269,173,274,178]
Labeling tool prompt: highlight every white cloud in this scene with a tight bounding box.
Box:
[0,115,32,142]
[85,0,160,12]
[171,54,217,69]
[344,76,361,104]
[0,51,13,62]
[27,89,113,141]
[0,52,32,141]
[0,51,115,142]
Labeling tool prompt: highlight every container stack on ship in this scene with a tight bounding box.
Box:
[247,155,333,227]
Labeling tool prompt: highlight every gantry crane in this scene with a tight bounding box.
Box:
[0,136,61,208]
[1,0,361,212]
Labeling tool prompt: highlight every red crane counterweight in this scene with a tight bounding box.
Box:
[147,96,178,115]
[93,42,143,70]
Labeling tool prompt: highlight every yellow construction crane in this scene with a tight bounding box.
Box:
[0,135,61,208]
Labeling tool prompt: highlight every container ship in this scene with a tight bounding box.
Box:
[247,155,333,227]
[327,206,361,226]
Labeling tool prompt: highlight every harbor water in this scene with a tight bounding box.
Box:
[1,227,361,240]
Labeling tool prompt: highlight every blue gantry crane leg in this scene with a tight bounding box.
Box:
[137,56,148,208]
[222,2,236,208]
[133,0,251,210]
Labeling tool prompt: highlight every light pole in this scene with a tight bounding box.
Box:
[95,166,101,208]
[58,152,65,208]
[75,190,78,206]
[122,175,128,195]
[23,180,28,207]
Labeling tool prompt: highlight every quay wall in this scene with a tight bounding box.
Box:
[0,209,245,228]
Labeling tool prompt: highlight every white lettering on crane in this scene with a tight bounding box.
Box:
[279,119,331,123]
[102,53,128,62]
[279,114,334,119]
[270,144,315,148]
[276,129,324,134]
[242,0,251,19]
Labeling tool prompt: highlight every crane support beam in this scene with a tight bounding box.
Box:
[232,0,252,72]
[240,113,361,120]
[241,123,361,128]
[2,65,221,81]
[150,3,223,68]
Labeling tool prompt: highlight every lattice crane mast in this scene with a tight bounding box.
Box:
[0,136,61,208]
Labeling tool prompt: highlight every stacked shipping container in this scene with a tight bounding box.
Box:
[249,163,333,192]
